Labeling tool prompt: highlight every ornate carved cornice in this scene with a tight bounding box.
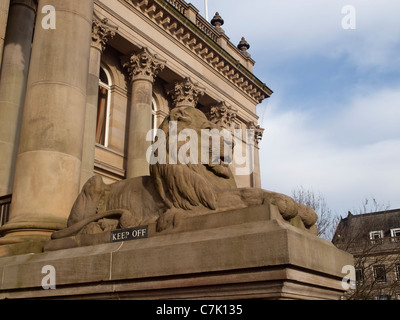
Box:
[92,13,118,51]
[121,47,166,82]
[167,77,204,108]
[125,0,272,104]
[208,101,237,129]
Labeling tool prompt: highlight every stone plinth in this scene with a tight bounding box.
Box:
[0,204,352,300]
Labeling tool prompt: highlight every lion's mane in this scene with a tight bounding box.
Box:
[150,107,236,212]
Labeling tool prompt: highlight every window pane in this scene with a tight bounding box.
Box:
[356,268,364,283]
[151,101,157,139]
[96,86,108,145]
[100,67,109,85]
[373,266,386,283]
[370,231,383,239]
[392,229,400,237]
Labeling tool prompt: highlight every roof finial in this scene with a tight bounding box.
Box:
[211,12,224,33]
[237,37,251,58]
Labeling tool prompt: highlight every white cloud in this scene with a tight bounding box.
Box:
[189,0,400,214]
[258,86,400,215]
[192,0,400,71]
[330,88,400,145]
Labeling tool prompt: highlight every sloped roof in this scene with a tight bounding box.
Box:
[332,208,400,244]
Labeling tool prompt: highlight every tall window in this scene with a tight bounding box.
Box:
[96,67,111,146]
[396,264,400,281]
[373,265,387,283]
[355,268,364,284]
[151,97,157,141]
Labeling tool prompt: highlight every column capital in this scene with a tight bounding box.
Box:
[91,13,117,51]
[248,121,264,146]
[121,47,166,83]
[167,77,204,108]
[208,101,237,129]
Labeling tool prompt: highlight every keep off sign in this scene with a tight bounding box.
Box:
[110,226,148,243]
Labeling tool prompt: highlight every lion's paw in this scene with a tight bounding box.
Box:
[261,190,318,229]
[119,210,141,229]
[262,191,298,220]
[156,211,176,232]
[296,204,318,228]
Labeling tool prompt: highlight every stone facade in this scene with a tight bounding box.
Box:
[0,0,271,243]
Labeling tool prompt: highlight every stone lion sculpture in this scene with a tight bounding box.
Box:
[52,107,317,239]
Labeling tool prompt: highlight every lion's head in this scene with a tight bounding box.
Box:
[150,107,237,211]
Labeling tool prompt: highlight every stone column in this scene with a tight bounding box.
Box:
[0,0,94,244]
[121,47,165,178]
[248,121,264,188]
[0,0,36,197]
[80,15,116,189]
[167,77,204,109]
[0,0,10,67]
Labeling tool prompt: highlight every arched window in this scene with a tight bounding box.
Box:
[151,97,157,140]
[96,66,112,146]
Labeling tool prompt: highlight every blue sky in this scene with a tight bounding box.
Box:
[189,0,400,216]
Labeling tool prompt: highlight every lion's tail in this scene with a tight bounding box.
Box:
[51,209,131,239]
